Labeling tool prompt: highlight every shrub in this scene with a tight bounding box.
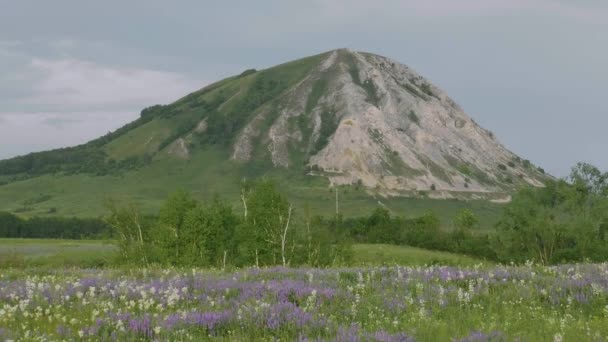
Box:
[237,68,257,78]
[408,110,420,125]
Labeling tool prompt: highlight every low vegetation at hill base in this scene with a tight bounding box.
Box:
[99,162,608,268]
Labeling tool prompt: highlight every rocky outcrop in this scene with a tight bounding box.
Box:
[228,49,546,194]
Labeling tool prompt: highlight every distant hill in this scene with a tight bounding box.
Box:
[0,49,548,218]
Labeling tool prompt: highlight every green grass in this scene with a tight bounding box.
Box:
[0,238,116,268]
[0,153,504,228]
[0,239,487,269]
[351,244,487,266]
[104,119,172,160]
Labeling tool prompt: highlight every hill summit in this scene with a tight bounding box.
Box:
[0,49,547,199]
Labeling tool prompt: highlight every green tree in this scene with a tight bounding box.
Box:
[365,207,394,243]
[204,196,240,268]
[295,205,341,267]
[569,162,608,197]
[153,190,198,264]
[455,209,479,231]
[401,212,442,250]
[180,205,212,266]
[452,209,479,252]
[105,200,149,265]
[236,180,292,266]
[494,167,608,264]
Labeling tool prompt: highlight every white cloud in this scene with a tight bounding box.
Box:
[26,57,203,111]
[0,111,140,159]
[0,43,205,159]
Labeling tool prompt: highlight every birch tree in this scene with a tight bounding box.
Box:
[237,180,293,266]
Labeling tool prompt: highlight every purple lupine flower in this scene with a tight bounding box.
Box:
[128,314,153,337]
[454,331,505,342]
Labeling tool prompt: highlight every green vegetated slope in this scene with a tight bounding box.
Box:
[0,161,503,227]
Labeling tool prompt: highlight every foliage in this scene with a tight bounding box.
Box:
[494,164,608,264]
[108,181,352,268]
[312,107,339,154]
[0,212,111,239]
[306,76,329,113]
[408,110,420,126]
[361,79,380,106]
[150,190,199,264]
[451,209,480,252]
[200,54,323,147]
[105,201,151,264]
[402,83,426,99]
[236,68,257,78]
[0,104,169,179]
[569,162,608,196]
[237,180,292,266]
[419,82,435,97]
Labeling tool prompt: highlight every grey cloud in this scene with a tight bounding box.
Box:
[25,57,204,111]
[41,116,79,128]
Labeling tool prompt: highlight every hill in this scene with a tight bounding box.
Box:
[0,49,548,221]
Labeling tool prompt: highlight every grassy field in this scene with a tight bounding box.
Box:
[0,238,116,268]
[0,239,606,340]
[0,263,606,340]
[351,244,487,267]
[0,239,486,269]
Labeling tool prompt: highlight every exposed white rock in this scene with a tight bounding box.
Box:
[228,49,546,195]
[194,118,208,133]
[167,138,190,160]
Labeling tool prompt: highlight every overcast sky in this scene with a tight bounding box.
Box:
[1,0,606,177]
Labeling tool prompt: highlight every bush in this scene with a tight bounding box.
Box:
[0,212,112,239]
[408,111,420,125]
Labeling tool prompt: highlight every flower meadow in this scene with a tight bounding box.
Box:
[1,263,608,341]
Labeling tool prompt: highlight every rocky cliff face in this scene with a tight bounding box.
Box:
[227,49,545,195]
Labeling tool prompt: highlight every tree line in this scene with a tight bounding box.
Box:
[0,213,111,239]
[329,163,608,264]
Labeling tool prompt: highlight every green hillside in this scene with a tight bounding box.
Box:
[0,153,503,227]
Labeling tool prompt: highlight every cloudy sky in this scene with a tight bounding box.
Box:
[1,0,606,177]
